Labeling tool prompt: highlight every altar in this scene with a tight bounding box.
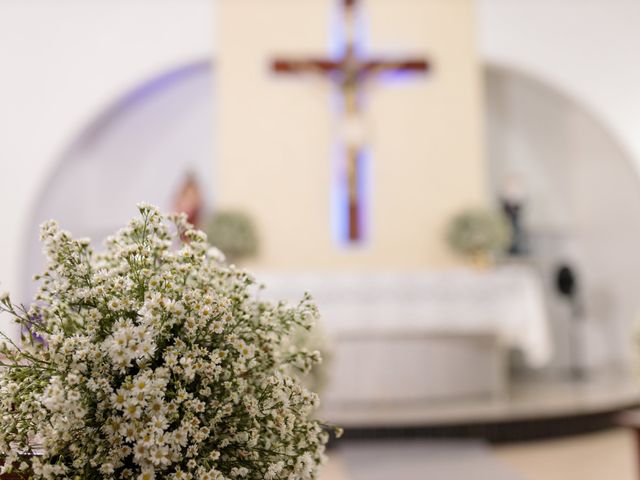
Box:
[258,265,550,405]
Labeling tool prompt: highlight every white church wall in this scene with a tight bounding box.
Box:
[477,0,640,175]
[0,0,213,317]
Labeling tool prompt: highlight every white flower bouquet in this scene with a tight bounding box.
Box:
[0,204,334,480]
[281,324,330,396]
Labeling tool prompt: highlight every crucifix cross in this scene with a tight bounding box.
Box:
[271,0,430,243]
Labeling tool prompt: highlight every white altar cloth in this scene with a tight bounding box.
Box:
[256,265,551,368]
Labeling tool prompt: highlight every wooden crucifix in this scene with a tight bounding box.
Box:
[271,0,430,243]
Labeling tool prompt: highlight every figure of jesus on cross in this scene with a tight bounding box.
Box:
[272,0,430,243]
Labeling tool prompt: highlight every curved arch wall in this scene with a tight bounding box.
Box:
[22,62,215,301]
[0,0,213,308]
[486,65,640,371]
[478,0,640,175]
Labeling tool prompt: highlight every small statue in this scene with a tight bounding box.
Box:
[499,174,527,255]
[173,172,204,228]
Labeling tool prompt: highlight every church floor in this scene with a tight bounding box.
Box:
[318,428,637,480]
[494,428,636,480]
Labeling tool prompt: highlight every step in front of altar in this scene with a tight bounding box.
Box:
[323,329,506,405]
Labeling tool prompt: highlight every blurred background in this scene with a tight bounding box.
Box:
[2,0,640,478]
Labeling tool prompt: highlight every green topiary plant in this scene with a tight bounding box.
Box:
[446,208,512,264]
[203,210,259,264]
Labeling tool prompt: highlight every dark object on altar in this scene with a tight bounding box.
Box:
[556,265,577,297]
[554,263,586,380]
[500,198,527,255]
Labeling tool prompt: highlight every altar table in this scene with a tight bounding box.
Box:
[257,265,550,404]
